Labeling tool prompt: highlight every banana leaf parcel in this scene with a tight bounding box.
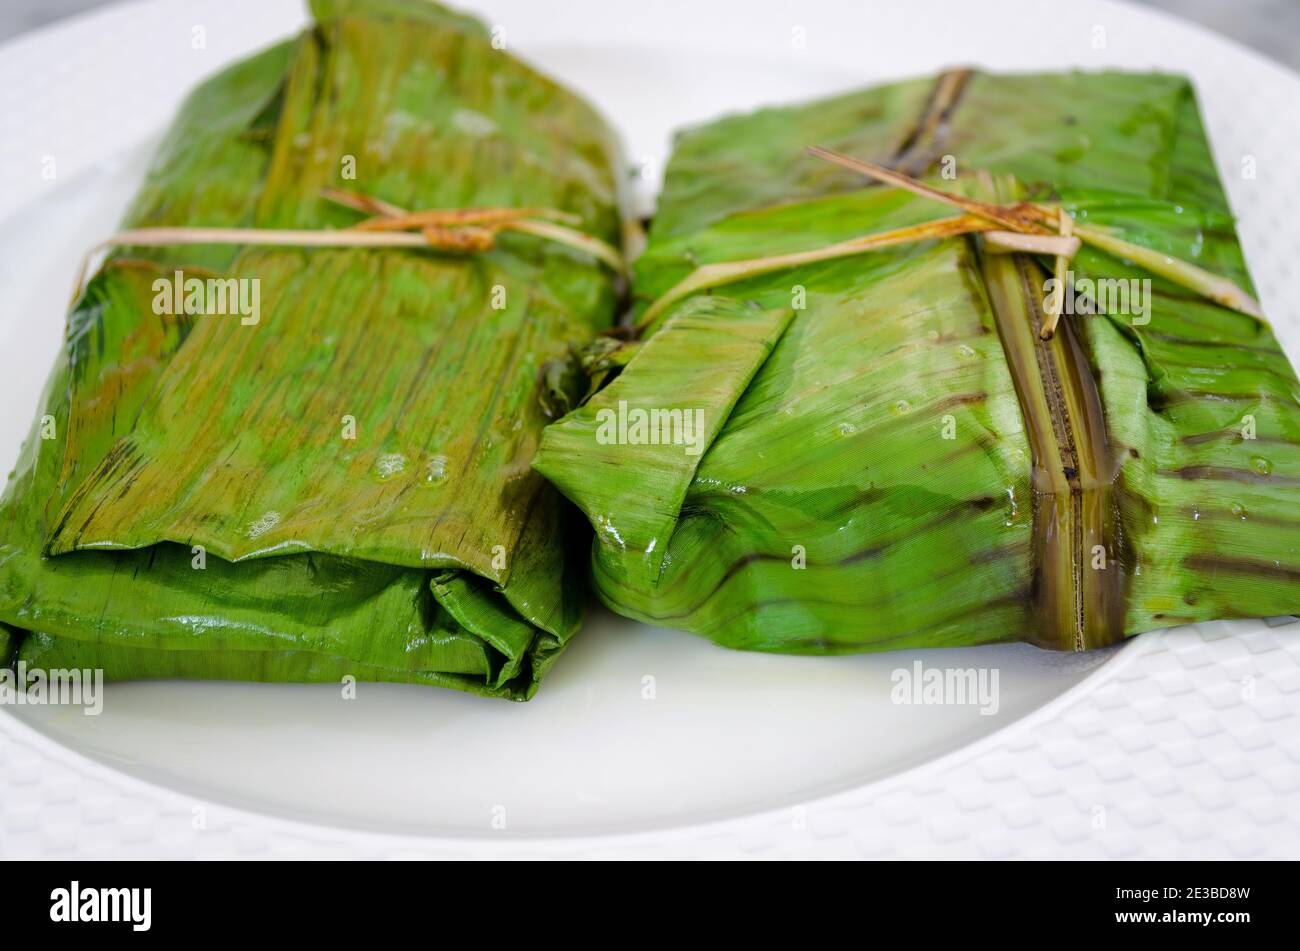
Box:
[0,0,624,699]
[535,70,1300,653]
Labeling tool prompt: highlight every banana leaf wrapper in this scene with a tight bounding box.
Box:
[535,71,1300,653]
[0,0,624,698]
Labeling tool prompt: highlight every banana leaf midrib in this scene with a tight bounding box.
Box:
[887,67,974,177]
[974,184,1127,650]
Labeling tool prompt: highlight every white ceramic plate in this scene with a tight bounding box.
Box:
[0,0,1297,854]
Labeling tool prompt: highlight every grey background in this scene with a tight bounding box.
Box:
[1,0,1299,69]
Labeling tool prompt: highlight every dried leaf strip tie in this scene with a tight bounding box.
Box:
[74,187,626,302]
[637,148,1265,335]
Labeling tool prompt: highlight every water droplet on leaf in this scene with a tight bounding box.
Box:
[374,453,406,480]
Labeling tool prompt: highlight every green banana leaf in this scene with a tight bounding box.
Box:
[535,71,1300,653]
[0,0,624,699]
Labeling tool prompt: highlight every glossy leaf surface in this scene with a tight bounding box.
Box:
[0,0,623,698]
